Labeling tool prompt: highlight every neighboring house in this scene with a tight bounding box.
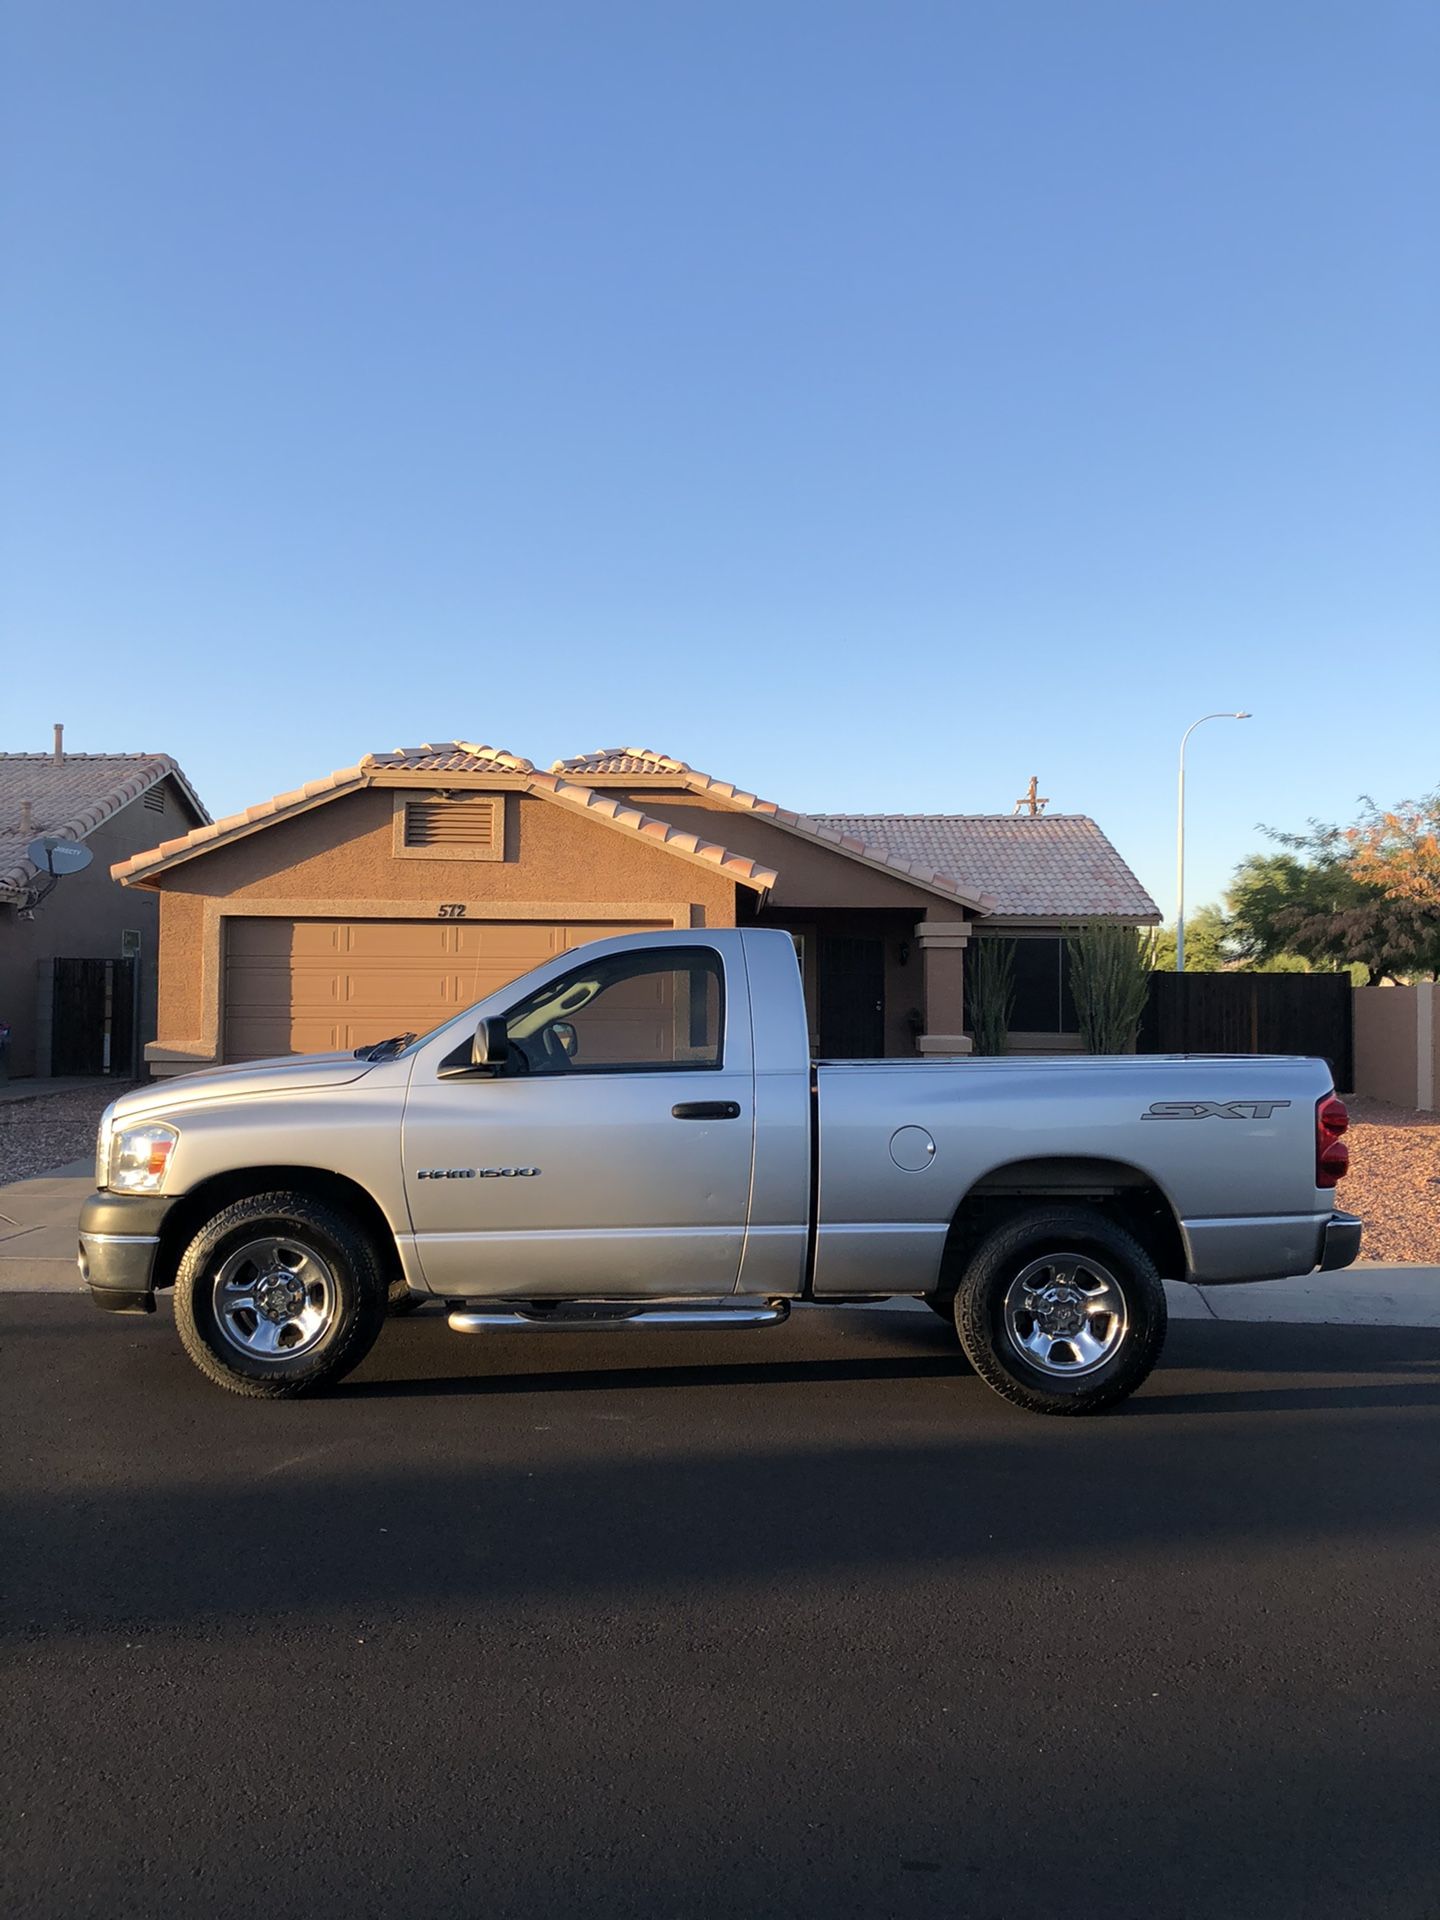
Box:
[0,735,209,1078]
[111,742,1158,1075]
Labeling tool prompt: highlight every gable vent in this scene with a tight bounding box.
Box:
[403,796,500,850]
[143,787,166,813]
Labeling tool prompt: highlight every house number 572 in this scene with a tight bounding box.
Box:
[437,903,467,919]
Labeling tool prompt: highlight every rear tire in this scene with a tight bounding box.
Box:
[953,1205,1167,1416]
[173,1191,388,1399]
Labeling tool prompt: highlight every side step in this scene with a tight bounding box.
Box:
[447,1298,790,1334]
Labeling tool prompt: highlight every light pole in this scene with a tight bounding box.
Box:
[1176,711,1251,972]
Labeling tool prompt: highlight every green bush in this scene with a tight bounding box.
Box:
[1066,923,1156,1054]
[967,938,1015,1055]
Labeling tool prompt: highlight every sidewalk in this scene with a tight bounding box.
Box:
[0,1160,94,1291]
[2,1158,1438,1327]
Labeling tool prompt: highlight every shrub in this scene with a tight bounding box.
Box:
[967,938,1015,1056]
[1066,922,1156,1054]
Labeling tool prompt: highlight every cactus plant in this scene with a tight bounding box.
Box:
[966,937,1016,1055]
[1065,922,1156,1054]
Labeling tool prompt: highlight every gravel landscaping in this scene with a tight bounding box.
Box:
[1343,1097,1440,1266]
[0,1082,139,1186]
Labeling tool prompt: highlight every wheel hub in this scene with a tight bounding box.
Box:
[212,1235,337,1363]
[1005,1253,1129,1378]
[255,1271,308,1322]
[1031,1284,1086,1335]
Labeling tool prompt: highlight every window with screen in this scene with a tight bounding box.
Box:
[501,948,724,1075]
[967,936,1079,1035]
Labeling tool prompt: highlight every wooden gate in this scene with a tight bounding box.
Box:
[1140,972,1353,1091]
[51,958,138,1077]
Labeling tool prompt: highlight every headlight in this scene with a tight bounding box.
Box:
[107,1122,179,1193]
[95,1101,117,1188]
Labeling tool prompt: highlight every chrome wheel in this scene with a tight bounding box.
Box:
[212,1236,337,1362]
[1003,1252,1128,1377]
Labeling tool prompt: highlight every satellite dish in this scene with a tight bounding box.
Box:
[28,837,93,876]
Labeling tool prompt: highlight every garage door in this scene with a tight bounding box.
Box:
[222,918,665,1061]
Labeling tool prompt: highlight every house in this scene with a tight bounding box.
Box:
[0,732,209,1078]
[111,742,1158,1075]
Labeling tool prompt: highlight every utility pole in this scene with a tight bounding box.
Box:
[1176,712,1250,971]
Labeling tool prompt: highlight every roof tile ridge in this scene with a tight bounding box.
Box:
[452,741,536,772]
[551,747,692,774]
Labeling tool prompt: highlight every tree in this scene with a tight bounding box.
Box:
[1151,903,1232,972]
[1229,839,1440,985]
[1345,791,1440,910]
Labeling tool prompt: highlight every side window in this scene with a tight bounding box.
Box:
[502,949,724,1075]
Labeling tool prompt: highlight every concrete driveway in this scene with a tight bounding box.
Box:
[0,1159,92,1290]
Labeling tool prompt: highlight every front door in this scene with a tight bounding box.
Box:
[402,942,755,1298]
[817,935,885,1057]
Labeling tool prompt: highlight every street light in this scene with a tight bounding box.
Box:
[1176,711,1251,972]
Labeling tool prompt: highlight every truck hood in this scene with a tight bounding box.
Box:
[107,1051,375,1123]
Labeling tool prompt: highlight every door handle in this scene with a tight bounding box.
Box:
[671,1101,742,1120]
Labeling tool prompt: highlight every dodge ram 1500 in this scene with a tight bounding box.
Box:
[81,928,1360,1413]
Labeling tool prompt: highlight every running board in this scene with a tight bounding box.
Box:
[447,1298,790,1334]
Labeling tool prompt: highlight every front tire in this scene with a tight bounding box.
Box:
[953,1206,1167,1416]
[173,1191,388,1399]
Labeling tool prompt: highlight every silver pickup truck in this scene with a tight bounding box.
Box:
[81,927,1360,1414]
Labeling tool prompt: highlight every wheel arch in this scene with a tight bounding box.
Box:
[937,1156,1186,1289]
[154,1166,406,1294]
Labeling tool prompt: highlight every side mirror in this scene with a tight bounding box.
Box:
[471,1016,510,1072]
[550,1020,577,1059]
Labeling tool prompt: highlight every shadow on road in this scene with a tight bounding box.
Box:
[6,1295,1440,1920]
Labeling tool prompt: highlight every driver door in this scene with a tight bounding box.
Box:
[401,941,755,1298]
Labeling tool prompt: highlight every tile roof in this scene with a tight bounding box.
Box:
[369,742,537,775]
[557,748,996,910]
[0,752,208,899]
[554,748,691,777]
[810,815,1160,921]
[101,738,1155,920]
[112,743,779,893]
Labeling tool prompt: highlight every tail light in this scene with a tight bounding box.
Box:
[1316,1095,1349,1188]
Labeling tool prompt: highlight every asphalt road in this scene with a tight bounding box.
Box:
[5,1295,1439,1920]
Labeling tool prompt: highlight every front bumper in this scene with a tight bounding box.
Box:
[1319,1210,1364,1273]
[78,1190,176,1314]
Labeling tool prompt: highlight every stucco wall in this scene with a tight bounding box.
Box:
[0,776,199,1077]
[1353,984,1437,1111]
[141,787,739,1062]
[612,792,948,913]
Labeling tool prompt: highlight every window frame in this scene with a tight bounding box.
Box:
[441,945,728,1079]
[967,933,1080,1038]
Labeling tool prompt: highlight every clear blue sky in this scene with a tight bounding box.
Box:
[4,1,1436,918]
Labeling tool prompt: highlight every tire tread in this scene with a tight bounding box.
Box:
[173,1190,387,1399]
[953,1205,1167,1416]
